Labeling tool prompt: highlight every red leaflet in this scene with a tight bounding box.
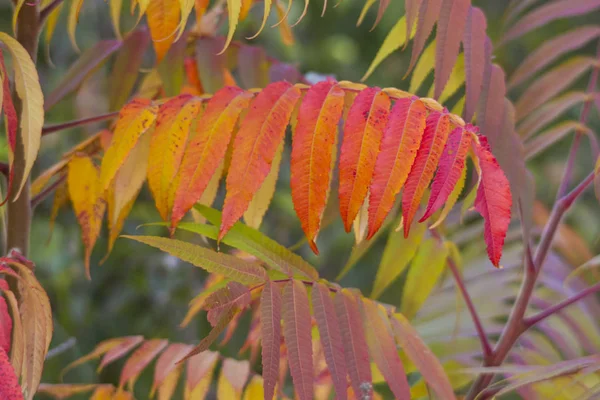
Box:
[435,0,471,99]
[0,50,17,205]
[361,300,410,399]
[311,282,348,400]
[204,282,251,326]
[463,6,487,121]
[291,81,345,254]
[0,280,11,354]
[420,125,471,222]
[402,111,450,237]
[282,280,314,400]
[171,86,253,230]
[339,87,390,232]
[152,343,193,393]
[147,94,200,221]
[367,97,427,239]
[119,339,168,387]
[220,82,301,240]
[473,136,512,267]
[98,336,144,371]
[406,0,443,75]
[0,347,23,400]
[261,280,282,400]
[334,291,371,399]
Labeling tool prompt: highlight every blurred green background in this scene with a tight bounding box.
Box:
[1,0,600,398]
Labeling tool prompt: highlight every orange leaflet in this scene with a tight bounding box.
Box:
[119,339,168,388]
[402,110,450,237]
[311,282,347,400]
[0,50,17,205]
[220,82,301,240]
[261,280,282,400]
[334,290,371,399]
[420,125,471,221]
[170,87,254,230]
[367,97,427,239]
[282,280,313,400]
[338,87,390,232]
[291,81,345,254]
[100,98,158,191]
[147,95,202,221]
[473,135,512,267]
[68,156,106,279]
[146,0,181,63]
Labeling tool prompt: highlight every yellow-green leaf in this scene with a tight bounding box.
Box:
[362,16,413,81]
[0,32,45,199]
[221,0,242,53]
[409,40,435,94]
[371,218,427,299]
[401,238,448,319]
[67,0,85,52]
[242,376,265,400]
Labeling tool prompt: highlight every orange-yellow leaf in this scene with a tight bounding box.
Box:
[90,385,115,400]
[282,280,314,400]
[291,81,344,254]
[217,358,250,400]
[68,156,106,279]
[402,110,450,237]
[146,0,181,63]
[339,87,390,232]
[367,97,427,239]
[100,98,158,191]
[220,82,301,240]
[171,87,253,230]
[107,129,152,254]
[147,95,202,221]
[119,339,168,389]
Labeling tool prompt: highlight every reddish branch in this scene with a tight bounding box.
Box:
[41,112,119,135]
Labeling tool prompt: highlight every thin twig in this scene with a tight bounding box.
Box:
[45,337,76,360]
[523,282,600,328]
[41,112,119,136]
[31,175,66,209]
[447,257,493,360]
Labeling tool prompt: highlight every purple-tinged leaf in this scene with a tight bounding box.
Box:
[405,0,424,44]
[509,26,600,89]
[334,290,372,399]
[406,0,443,76]
[476,63,505,149]
[99,336,144,371]
[391,314,456,400]
[372,0,391,29]
[152,343,193,394]
[435,0,470,99]
[515,57,596,121]
[261,280,282,400]
[463,6,487,121]
[502,0,600,44]
[282,280,313,400]
[311,283,347,400]
[361,299,410,399]
[238,46,270,89]
[119,339,168,388]
[205,282,251,326]
[525,121,592,160]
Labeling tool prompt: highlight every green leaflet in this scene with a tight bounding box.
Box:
[371,219,427,299]
[123,235,267,284]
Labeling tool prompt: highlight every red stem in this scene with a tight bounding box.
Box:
[41,112,119,136]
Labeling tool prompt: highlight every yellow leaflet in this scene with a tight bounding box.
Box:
[68,0,85,52]
[12,0,26,34]
[352,195,369,245]
[107,130,152,254]
[217,359,250,400]
[357,0,377,26]
[248,0,272,39]
[461,150,481,218]
[438,53,465,104]
[68,156,106,279]
[157,366,182,400]
[430,165,467,229]
[409,40,436,94]
[242,376,265,400]
[184,354,219,400]
[190,160,224,226]
[275,0,295,46]
[243,141,284,229]
[221,0,243,54]
[400,238,449,319]
[0,33,45,199]
[110,0,124,39]
[135,0,151,23]
[90,386,115,399]
[362,16,415,81]
[176,0,196,40]
[146,0,181,63]
[43,2,63,66]
[371,219,427,299]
